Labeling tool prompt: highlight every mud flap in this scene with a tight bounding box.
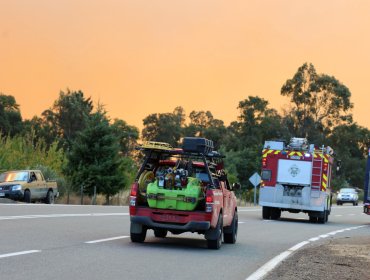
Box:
[205,215,222,240]
[130,222,144,234]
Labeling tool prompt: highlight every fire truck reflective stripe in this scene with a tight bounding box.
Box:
[262,150,274,157]
[289,152,296,156]
[274,150,280,154]
[322,181,327,190]
[323,156,329,163]
[313,154,318,158]
[296,152,302,156]
[323,174,328,181]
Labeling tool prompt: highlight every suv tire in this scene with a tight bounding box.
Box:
[130,223,147,243]
[46,190,54,204]
[24,190,31,203]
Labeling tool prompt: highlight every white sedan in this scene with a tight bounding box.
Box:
[336,188,359,206]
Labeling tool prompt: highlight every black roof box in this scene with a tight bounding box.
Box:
[182,137,214,154]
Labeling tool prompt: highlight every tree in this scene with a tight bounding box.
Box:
[328,124,370,190]
[237,96,285,146]
[184,110,226,149]
[281,63,353,139]
[221,96,285,188]
[42,89,93,150]
[142,107,185,147]
[64,109,126,204]
[111,119,139,156]
[0,93,23,136]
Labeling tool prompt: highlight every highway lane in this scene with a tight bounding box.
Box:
[0,204,369,280]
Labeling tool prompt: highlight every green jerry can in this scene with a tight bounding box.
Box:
[147,177,202,211]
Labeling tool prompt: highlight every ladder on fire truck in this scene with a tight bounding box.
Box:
[311,145,325,195]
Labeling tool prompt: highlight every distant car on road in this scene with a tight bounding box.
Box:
[0,170,58,204]
[336,188,359,206]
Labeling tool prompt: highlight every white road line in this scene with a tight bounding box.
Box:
[334,215,343,217]
[85,236,129,244]
[0,250,41,259]
[0,213,128,220]
[245,225,368,280]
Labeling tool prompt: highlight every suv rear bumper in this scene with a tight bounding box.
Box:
[131,216,210,231]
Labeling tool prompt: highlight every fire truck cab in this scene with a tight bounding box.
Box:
[259,138,334,223]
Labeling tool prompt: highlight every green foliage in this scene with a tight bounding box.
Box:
[37,89,94,150]
[0,133,64,175]
[64,110,127,203]
[184,110,226,149]
[142,107,184,147]
[111,119,139,156]
[0,93,23,137]
[281,63,353,139]
[329,124,370,190]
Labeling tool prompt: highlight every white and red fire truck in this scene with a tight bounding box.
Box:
[259,138,334,223]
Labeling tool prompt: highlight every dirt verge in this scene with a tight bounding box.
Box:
[264,235,370,280]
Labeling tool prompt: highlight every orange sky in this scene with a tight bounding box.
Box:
[1,0,369,130]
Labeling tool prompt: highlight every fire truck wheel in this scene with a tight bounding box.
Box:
[325,210,329,222]
[154,229,168,238]
[224,211,238,244]
[309,216,317,223]
[262,206,271,219]
[207,214,223,250]
[270,208,281,220]
[318,211,326,224]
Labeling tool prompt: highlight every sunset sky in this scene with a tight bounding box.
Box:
[1,0,369,130]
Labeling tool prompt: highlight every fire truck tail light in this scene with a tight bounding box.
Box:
[262,158,267,167]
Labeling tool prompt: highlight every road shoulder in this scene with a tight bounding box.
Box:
[263,235,370,280]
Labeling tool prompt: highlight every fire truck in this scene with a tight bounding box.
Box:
[364,148,370,215]
[259,138,334,223]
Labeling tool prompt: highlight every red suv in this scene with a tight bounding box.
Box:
[129,137,238,249]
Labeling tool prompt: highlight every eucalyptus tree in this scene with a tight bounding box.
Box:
[281,63,353,140]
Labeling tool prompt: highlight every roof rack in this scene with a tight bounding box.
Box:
[140,141,173,151]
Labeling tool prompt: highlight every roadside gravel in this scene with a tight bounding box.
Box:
[264,235,370,280]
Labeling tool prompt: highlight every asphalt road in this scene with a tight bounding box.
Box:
[0,202,369,280]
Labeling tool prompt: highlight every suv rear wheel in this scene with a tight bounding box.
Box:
[130,223,147,243]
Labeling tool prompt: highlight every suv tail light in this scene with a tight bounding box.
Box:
[129,183,139,215]
[205,190,214,213]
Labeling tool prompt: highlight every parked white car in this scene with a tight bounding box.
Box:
[336,188,359,206]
